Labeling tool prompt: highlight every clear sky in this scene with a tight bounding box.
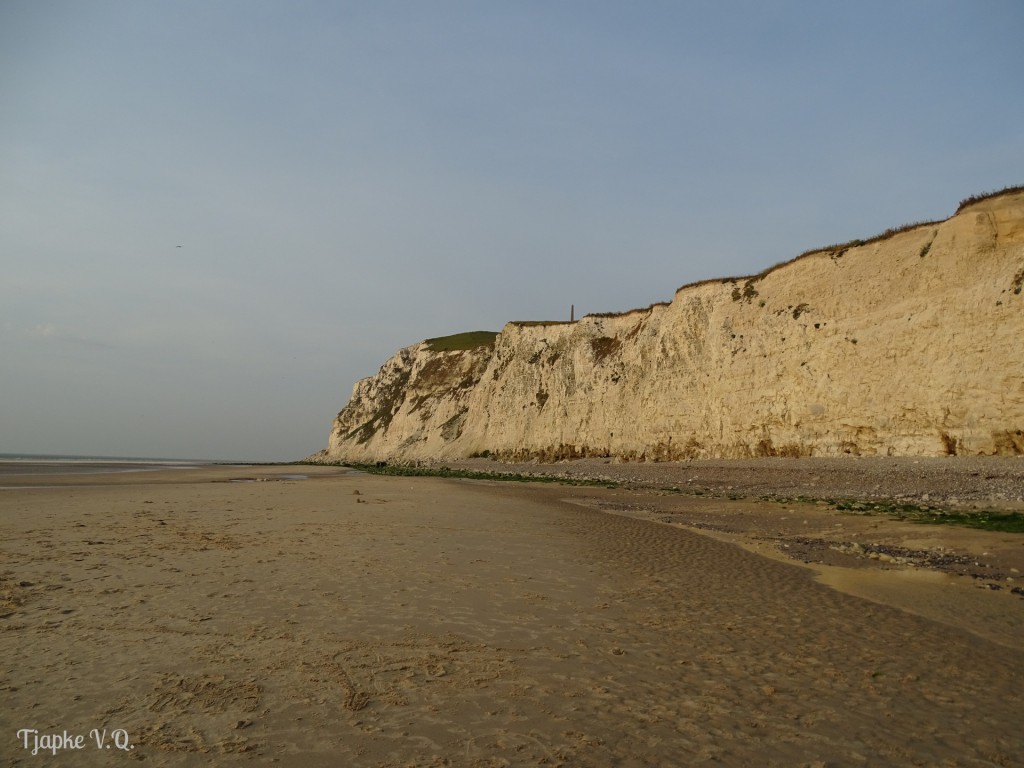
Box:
[1,1,1021,461]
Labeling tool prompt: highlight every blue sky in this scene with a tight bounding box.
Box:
[2,1,1021,461]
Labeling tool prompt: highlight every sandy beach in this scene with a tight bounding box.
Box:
[1,462,1022,766]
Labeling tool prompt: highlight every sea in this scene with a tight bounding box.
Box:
[0,453,212,478]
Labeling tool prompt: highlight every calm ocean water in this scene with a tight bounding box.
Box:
[0,453,210,477]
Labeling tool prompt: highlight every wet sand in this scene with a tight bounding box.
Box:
[1,464,1022,766]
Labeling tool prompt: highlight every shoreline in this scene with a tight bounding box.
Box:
[406,455,1024,505]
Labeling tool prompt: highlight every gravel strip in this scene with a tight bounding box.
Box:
[439,456,1024,507]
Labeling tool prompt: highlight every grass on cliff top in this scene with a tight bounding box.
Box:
[424,331,498,352]
[955,184,1024,213]
[509,320,576,327]
[670,184,1024,302]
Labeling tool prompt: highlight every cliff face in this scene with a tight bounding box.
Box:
[319,191,1024,462]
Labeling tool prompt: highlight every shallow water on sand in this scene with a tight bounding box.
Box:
[0,460,199,477]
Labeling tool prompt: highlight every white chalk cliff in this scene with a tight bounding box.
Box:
[315,189,1024,462]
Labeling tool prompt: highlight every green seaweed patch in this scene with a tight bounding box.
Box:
[344,463,622,487]
[908,510,1024,533]
[424,331,498,352]
[761,495,1024,532]
[829,499,1024,532]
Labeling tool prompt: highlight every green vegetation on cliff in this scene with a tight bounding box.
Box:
[424,331,498,352]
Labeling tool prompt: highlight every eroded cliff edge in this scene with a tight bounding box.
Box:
[315,190,1024,462]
